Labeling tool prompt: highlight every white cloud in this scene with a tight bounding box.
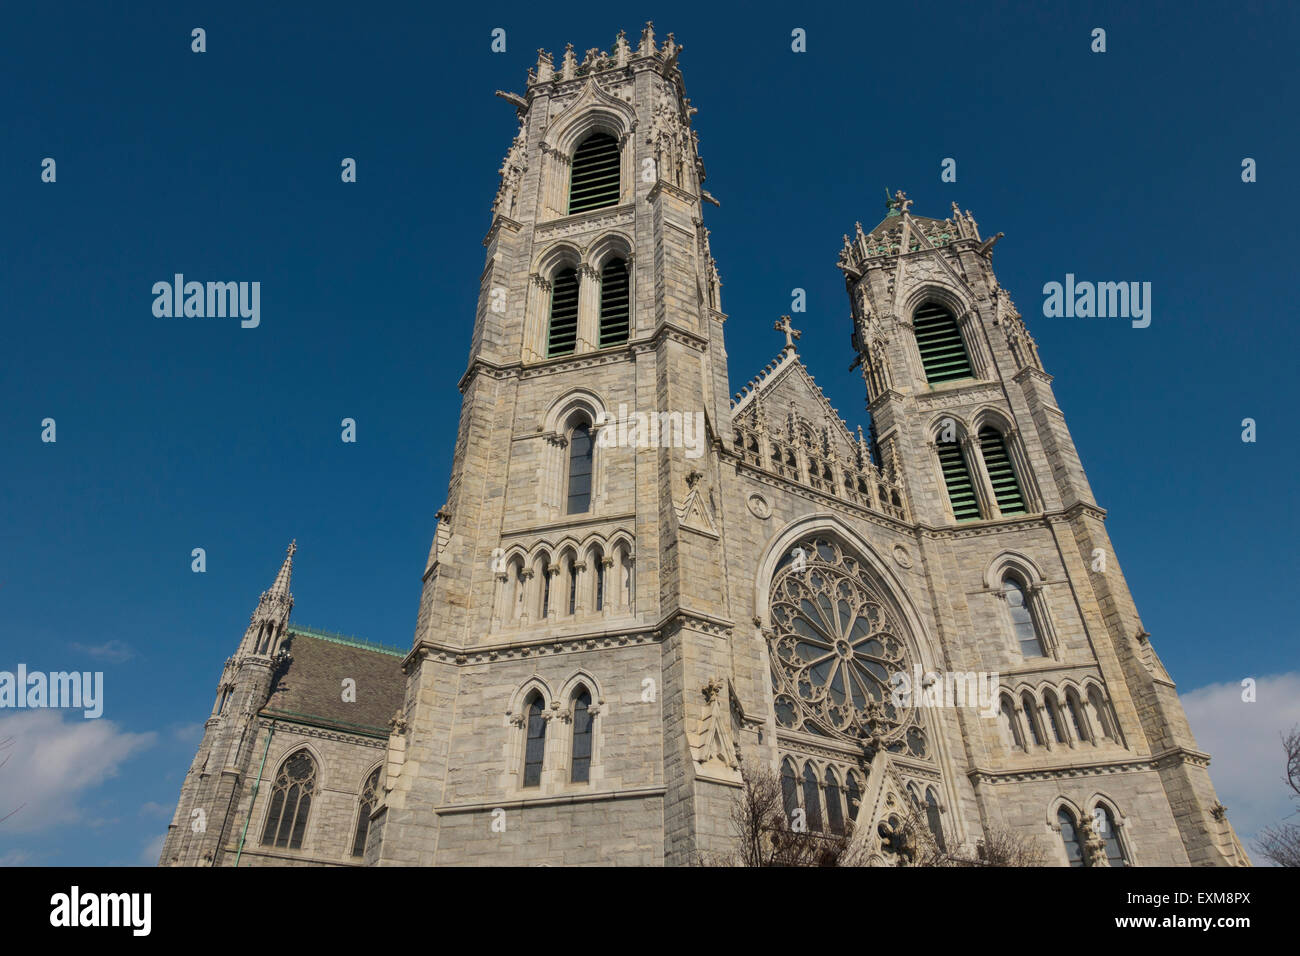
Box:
[0,710,155,834]
[69,640,134,663]
[1181,671,1300,855]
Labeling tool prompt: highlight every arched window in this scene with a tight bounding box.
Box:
[925,788,946,852]
[845,771,863,823]
[594,557,605,612]
[566,556,579,614]
[217,686,232,715]
[523,694,547,787]
[1044,691,1069,744]
[598,258,630,347]
[1058,807,1084,866]
[979,427,1026,514]
[568,133,620,214]
[1003,575,1044,657]
[824,768,845,834]
[538,556,552,618]
[913,302,972,383]
[547,268,579,357]
[1097,806,1128,866]
[937,439,981,521]
[1087,686,1115,742]
[260,749,317,850]
[351,767,381,858]
[780,758,799,821]
[801,763,823,832]
[571,689,593,783]
[1000,694,1026,751]
[1065,689,1091,743]
[566,423,593,514]
[1021,692,1045,747]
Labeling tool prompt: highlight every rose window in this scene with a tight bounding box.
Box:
[769,537,927,757]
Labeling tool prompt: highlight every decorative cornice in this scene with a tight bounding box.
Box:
[967,747,1212,785]
[533,204,634,243]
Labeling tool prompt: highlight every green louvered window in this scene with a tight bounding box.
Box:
[598,258,630,347]
[547,268,579,357]
[979,427,1026,515]
[914,302,973,383]
[937,441,981,521]
[568,133,620,214]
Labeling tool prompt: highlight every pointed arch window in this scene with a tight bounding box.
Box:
[937,440,981,521]
[979,427,1026,514]
[1004,575,1044,657]
[571,689,593,783]
[845,771,863,823]
[780,758,799,821]
[1022,692,1045,747]
[1058,807,1085,867]
[547,268,579,357]
[801,763,823,832]
[824,768,845,834]
[1044,692,1069,744]
[1087,686,1116,742]
[594,559,605,611]
[913,302,972,383]
[1097,806,1128,866]
[1065,689,1091,743]
[566,423,593,514]
[351,767,381,858]
[539,557,552,618]
[568,133,620,214]
[260,749,316,850]
[1000,694,1026,751]
[924,788,946,852]
[599,258,630,347]
[523,694,547,787]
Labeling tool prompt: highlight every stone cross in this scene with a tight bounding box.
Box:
[774,315,801,352]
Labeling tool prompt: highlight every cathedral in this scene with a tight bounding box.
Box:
[160,25,1249,867]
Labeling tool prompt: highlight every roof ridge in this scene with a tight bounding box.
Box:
[287,623,406,658]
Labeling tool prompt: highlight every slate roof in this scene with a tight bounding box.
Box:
[260,627,406,737]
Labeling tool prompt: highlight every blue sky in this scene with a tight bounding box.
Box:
[1,1,1297,865]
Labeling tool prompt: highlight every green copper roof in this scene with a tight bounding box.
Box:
[287,623,407,658]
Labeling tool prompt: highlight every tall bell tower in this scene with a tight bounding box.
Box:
[367,25,741,866]
[837,192,1247,865]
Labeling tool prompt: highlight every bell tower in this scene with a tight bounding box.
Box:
[367,24,742,866]
[837,192,1247,865]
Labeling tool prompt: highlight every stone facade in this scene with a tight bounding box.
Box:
[162,25,1248,867]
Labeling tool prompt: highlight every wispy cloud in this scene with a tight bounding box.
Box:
[69,640,134,663]
[1182,671,1300,857]
[139,801,172,818]
[0,710,155,834]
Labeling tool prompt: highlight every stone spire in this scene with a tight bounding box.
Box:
[262,539,296,609]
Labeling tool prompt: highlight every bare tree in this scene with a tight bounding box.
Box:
[1255,724,1300,867]
[705,765,851,866]
[712,763,1043,867]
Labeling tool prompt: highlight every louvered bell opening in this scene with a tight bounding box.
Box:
[568,133,620,214]
[599,258,630,347]
[914,303,973,383]
[937,442,981,521]
[547,269,579,357]
[979,427,1026,514]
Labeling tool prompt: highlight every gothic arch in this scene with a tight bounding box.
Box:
[1046,794,1086,829]
[537,79,638,219]
[507,676,554,716]
[902,283,974,325]
[969,404,1016,437]
[982,549,1047,591]
[925,411,972,443]
[583,230,634,271]
[558,670,604,706]
[541,387,608,435]
[753,513,942,673]
[532,240,583,278]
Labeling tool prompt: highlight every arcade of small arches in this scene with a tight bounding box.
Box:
[997,679,1122,754]
[930,407,1038,523]
[492,532,635,628]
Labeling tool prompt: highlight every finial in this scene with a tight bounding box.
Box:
[640,21,655,55]
[561,43,577,80]
[774,315,801,353]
